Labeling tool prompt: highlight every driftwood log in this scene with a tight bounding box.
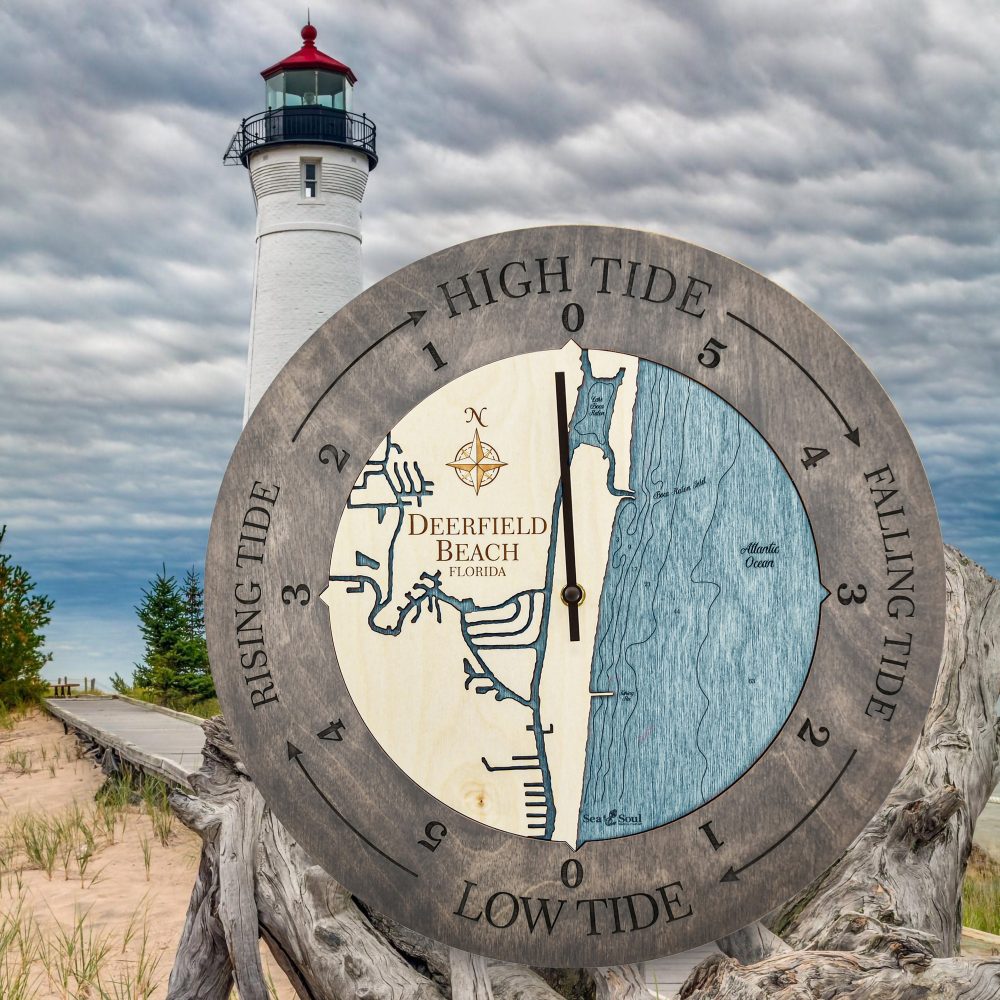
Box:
[166,546,1000,999]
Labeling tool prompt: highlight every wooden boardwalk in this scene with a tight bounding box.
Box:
[43,695,205,789]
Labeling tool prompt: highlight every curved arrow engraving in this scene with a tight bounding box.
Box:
[292,310,428,442]
[726,312,861,446]
[721,749,857,882]
[287,741,417,877]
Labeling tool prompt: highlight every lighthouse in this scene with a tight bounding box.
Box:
[226,22,377,418]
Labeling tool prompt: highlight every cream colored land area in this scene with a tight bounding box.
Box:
[329,600,540,834]
[0,709,294,997]
[326,343,637,843]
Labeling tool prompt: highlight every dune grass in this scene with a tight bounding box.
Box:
[964,845,1000,936]
[3,749,33,775]
[0,711,301,997]
[0,898,162,1000]
[0,701,37,732]
[1,760,175,890]
[0,749,175,997]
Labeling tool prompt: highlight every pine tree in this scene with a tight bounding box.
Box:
[0,525,54,706]
[125,566,214,703]
[182,567,205,637]
[132,566,186,688]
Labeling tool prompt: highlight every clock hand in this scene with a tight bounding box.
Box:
[554,372,582,642]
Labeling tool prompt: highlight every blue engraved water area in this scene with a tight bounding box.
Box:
[576,360,824,844]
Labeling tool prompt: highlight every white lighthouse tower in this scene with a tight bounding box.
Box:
[226,22,377,418]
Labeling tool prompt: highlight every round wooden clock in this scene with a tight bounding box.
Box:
[205,226,945,967]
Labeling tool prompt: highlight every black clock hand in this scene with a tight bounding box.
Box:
[554,372,581,642]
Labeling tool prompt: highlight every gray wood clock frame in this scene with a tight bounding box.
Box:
[205,226,945,967]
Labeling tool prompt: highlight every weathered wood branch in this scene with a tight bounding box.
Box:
[680,950,1000,1000]
[714,922,791,966]
[167,547,1000,1000]
[590,965,653,1000]
[450,949,495,1000]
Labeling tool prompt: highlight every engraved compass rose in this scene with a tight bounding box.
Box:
[447,429,507,494]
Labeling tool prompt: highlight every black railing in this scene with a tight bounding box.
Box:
[224,108,377,169]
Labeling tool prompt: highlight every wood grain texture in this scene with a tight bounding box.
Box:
[679,951,1000,999]
[714,921,790,966]
[591,965,651,1000]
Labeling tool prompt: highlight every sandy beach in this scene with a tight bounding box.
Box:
[0,708,294,998]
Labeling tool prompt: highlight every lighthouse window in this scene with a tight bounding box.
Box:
[283,70,317,107]
[266,75,283,111]
[302,161,319,198]
[316,71,347,110]
[265,70,351,111]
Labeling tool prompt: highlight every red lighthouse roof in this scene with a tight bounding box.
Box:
[261,23,358,85]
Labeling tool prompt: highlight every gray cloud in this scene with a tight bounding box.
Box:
[1,0,997,685]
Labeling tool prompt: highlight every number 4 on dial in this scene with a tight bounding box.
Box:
[801,446,830,470]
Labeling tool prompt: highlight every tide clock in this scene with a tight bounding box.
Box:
[205,226,944,967]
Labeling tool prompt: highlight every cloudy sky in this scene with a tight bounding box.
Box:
[2,0,997,687]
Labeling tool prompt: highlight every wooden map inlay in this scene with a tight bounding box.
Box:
[205,226,945,966]
[327,345,825,847]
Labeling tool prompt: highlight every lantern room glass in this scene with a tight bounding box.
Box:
[266,70,352,111]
